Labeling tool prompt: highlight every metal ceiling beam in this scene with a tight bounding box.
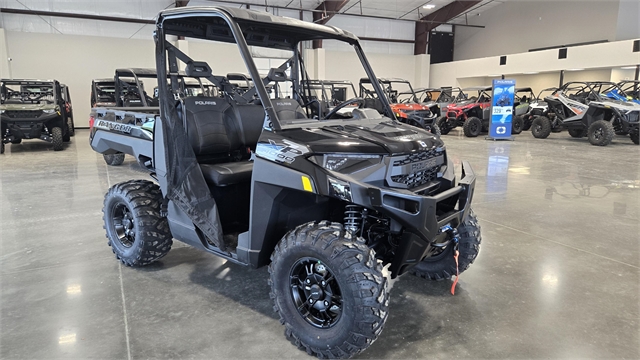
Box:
[414,0,481,55]
[312,0,350,48]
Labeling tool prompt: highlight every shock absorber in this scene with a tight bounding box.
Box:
[344,205,363,234]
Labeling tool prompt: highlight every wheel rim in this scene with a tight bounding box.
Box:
[534,124,541,134]
[112,202,135,248]
[514,121,521,132]
[593,127,603,141]
[289,257,342,329]
[470,121,478,133]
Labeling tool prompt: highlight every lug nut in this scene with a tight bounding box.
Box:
[321,281,326,286]
[309,298,314,303]
[324,301,329,306]
[306,279,311,284]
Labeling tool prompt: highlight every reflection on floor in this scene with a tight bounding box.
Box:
[1,129,638,359]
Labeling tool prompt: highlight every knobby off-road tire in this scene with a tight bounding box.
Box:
[436,115,451,135]
[631,130,639,145]
[0,142,4,154]
[428,123,441,137]
[103,180,172,266]
[51,126,64,151]
[104,153,125,166]
[463,117,482,137]
[411,209,481,281]
[511,115,524,134]
[531,116,552,139]
[587,120,614,146]
[11,138,21,144]
[62,123,71,142]
[67,118,75,137]
[568,128,586,138]
[269,221,389,359]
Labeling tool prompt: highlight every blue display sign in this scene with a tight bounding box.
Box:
[489,79,516,139]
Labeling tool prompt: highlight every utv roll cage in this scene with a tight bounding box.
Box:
[618,80,640,100]
[514,87,535,103]
[359,77,419,104]
[536,87,557,101]
[461,86,492,103]
[1,79,60,104]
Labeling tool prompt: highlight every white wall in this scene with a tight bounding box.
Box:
[430,39,640,90]
[2,31,156,128]
[454,1,621,61]
[616,0,640,41]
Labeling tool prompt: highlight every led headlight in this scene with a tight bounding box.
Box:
[43,109,56,114]
[328,177,352,202]
[0,110,5,114]
[322,154,381,173]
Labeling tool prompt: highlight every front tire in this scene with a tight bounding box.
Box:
[531,116,552,139]
[427,123,441,137]
[269,221,389,359]
[103,180,172,266]
[463,117,482,137]
[412,209,481,281]
[436,116,451,135]
[51,126,64,151]
[587,120,614,146]
[104,153,125,166]
[511,115,524,134]
[631,130,639,145]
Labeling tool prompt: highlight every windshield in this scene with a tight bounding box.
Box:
[436,88,466,103]
[1,81,56,105]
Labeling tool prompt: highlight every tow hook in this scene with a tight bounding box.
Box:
[439,224,459,247]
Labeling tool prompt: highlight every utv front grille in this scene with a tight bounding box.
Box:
[447,111,457,118]
[407,110,434,119]
[388,148,444,190]
[626,111,639,123]
[4,110,43,119]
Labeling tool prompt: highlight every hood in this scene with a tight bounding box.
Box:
[282,119,443,155]
[0,103,57,111]
[390,103,430,112]
[592,99,640,111]
[447,99,475,109]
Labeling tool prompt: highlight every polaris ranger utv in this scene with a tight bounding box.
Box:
[92,7,480,358]
[359,77,440,135]
[1,79,70,153]
[531,82,640,145]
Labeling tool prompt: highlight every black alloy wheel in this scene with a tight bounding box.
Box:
[111,202,136,248]
[289,257,342,329]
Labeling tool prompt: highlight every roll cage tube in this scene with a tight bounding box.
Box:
[158,11,281,130]
[115,71,148,107]
[354,44,396,121]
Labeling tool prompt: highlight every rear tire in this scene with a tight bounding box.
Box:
[511,115,524,134]
[104,153,125,166]
[51,126,64,151]
[103,180,172,266]
[436,116,451,135]
[531,116,552,139]
[67,118,75,137]
[568,128,586,138]
[587,120,614,146]
[11,138,21,144]
[1,142,4,154]
[428,123,441,137]
[269,221,389,359]
[463,117,482,137]
[631,130,639,145]
[411,209,481,281]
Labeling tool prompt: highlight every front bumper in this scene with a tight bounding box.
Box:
[348,160,476,277]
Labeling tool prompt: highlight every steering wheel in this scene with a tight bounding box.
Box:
[324,97,364,119]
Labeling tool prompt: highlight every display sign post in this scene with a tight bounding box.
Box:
[487,79,516,140]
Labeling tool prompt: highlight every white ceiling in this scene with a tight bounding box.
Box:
[0,0,506,24]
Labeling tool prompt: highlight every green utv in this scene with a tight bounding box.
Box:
[1,79,70,153]
[92,7,481,359]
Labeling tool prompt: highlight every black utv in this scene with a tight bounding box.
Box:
[1,79,70,153]
[93,7,480,359]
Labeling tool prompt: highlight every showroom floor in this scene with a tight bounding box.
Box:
[1,129,638,359]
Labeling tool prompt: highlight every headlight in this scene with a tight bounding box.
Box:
[0,110,5,114]
[43,109,56,114]
[328,177,352,202]
[322,154,381,173]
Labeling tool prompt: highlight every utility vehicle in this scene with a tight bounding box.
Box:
[509,87,535,134]
[91,79,118,108]
[522,87,556,131]
[417,86,466,116]
[61,84,75,136]
[306,79,358,118]
[1,79,70,153]
[618,80,639,101]
[91,7,480,358]
[531,81,640,145]
[360,77,440,134]
[441,86,492,137]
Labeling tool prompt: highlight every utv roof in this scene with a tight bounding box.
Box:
[1,79,56,84]
[115,68,188,78]
[515,87,533,92]
[157,6,359,50]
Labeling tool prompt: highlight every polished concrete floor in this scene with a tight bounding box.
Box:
[1,129,638,359]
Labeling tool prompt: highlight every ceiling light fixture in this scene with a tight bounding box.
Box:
[566,68,584,71]
[423,4,436,9]
[523,71,540,74]
[620,66,637,70]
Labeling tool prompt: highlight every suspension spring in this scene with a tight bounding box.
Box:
[344,205,363,234]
